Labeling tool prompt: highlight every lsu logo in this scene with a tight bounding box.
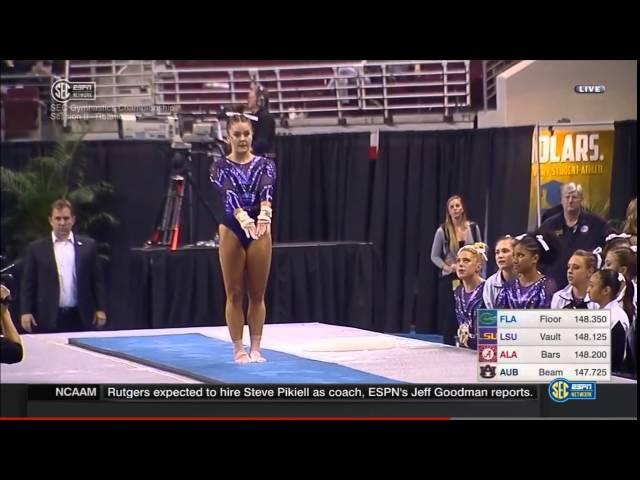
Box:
[478,310,497,327]
[479,328,497,344]
[549,378,597,403]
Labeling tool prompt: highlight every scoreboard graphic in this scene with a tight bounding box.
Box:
[477,310,611,383]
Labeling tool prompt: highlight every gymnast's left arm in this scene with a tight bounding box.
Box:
[256,158,276,237]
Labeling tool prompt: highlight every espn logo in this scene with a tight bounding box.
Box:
[571,383,593,391]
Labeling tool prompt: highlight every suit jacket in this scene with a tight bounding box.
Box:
[20,234,106,332]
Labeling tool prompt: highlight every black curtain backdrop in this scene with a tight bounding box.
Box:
[1,127,536,335]
[129,243,380,331]
[610,120,637,220]
[368,126,534,334]
[485,126,536,253]
[272,133,372,242]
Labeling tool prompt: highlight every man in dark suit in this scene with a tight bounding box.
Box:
[20,199,107,333]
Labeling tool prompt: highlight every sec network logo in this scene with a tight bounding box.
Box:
[548,378,597,403]
[51,79,96,103]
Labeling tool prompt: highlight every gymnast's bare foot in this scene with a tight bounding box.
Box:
[234,349,252,364]
[249,350,267,363]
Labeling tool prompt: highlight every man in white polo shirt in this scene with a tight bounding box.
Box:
[20,199,107,333]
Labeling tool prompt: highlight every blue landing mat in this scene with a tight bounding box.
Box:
[68,333,402,384]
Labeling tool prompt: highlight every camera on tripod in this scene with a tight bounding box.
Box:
[145,112,226,250]
[171,112,229,161]
[169,136,193,176]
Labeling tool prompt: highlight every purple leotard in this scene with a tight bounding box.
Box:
[495,276,557,309]
[454,281,486,349]
[209,155,276,248]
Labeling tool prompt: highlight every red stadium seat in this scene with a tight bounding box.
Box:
[1,86,43,138]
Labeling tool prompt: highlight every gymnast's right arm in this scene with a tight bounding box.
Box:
[210,159,239,211]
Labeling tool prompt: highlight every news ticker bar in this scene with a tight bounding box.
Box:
[28,384,538,402]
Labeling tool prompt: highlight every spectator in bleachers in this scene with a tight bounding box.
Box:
[327,66,359,109]
[31,60,52,76]
[483,235,516,309]
[540,182,613,289]
[326,64,379,111]
[387,63,415,81]
[247,82,276,158]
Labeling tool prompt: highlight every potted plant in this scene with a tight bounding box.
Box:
[0,132,118,262]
